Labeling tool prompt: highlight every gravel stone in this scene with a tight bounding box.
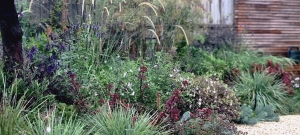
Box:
[236,115,300,135]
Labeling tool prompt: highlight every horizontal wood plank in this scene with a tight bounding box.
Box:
[234,0,300,67]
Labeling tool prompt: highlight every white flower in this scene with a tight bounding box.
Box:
[169,74,174,77]
[173,68,179,73]
[123,72,127,77]
[121,93,124,96]
[130,91,135,96]
[291,80,295,83]
[198,98,202,106]
[295,77,300,81]
[129,69,133,73]
[154,64,158,68]
[294,84,299,88]
[46,126,51,133]
[94,92,98,96]
[104,60,107,63]
[127,82,132,88]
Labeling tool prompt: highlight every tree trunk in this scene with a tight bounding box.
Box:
[0,0,24,85]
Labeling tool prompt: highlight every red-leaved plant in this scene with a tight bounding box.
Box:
[250,60,294,95]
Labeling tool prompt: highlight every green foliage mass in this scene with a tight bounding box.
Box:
[215,48,293,72]
[177,113,237,135]
[235,104,279,125]
[180,47,228,78]
[182,76,240,121]
[234,71,291,114]
[86,105,170,135]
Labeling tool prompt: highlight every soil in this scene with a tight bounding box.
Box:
[236,115,300,135]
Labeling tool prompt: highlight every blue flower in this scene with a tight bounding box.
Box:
[49,54,56,62]
[28,46,37,61]
[45,44,50,51]
[46,64,55,73]
[60,44,66,51]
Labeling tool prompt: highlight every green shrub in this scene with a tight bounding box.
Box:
[182,76,240,121]
[180,47,228,78]
[89,52,192,110]
[155,77,241,134]
[234,71,291,114]
[234,104,279,125]
[175,111,239,135]
[216,48,293,72]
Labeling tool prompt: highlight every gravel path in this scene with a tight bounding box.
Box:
[236,115,300,135]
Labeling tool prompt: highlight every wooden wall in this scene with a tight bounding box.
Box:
[234,0,300,56]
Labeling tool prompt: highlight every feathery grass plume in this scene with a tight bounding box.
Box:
[142,16,155,29]
[146,29,161,45]
[155,0,165,11]
[22,0,34,14]
[174,25,189,45]
[103,7,110,16]
[138,2,158,16]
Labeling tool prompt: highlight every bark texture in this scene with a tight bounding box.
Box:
[0,0,24,84]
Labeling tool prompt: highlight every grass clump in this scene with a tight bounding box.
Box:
[86,105,171,135]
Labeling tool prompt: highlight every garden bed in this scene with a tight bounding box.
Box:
[236,115,300,135]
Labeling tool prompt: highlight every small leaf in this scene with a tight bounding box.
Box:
[180,111,190,122]
[198,35,206,44]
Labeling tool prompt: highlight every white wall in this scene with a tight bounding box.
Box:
[202,0,234,25]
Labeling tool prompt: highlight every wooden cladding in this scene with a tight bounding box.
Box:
[234,0,300,56]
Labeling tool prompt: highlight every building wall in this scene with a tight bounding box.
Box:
[234,0,300,56]
[202,0,234,24]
